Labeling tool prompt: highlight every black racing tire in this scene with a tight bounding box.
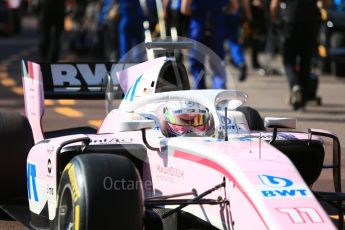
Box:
[237,106,265,131]
[0,112,34,201]
[56,154,144,230]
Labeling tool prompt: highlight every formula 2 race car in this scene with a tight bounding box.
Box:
[0,41,344,229]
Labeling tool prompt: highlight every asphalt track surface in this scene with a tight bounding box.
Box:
[1,16,345,229]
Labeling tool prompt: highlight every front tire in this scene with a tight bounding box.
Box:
[56,154,144,230]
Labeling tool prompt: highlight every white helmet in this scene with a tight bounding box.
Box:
[161,100,213,137]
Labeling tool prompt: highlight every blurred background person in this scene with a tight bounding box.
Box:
[271,0,330,110]
[248,0,266,70]
[163,0,190,37]
[142,0,159,34]
[64,0,94,56]
[318,0,345,76]
[181,0,232,89]
[258,0,284,76]
[224,0,248,82]
[333,0,345,11]
[97,0,119,60]
[118,0,145,60]
[35,0,65,62]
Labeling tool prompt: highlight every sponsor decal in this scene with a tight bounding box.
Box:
[277,207,323,224]
[226,135,257,142]
[186,101,195,107]
[258,175,293,188]
[75,205,80,230]
[124,75,142,101]
[231,134,297,141]
[156,165,184,184]
[47,159,52,174]
[256,133,298,141]
[258,175,309,198]
[27,163,39,202]
[106,138,133,144]
[143,87,154,95]
[156,165,184,178]
[204,139,226,142]
[277,133,298,140]
[65,163,80,202]
[220,116,232,124]
[69,165,80,202]
[203,136,256,142]
[47,185,54,196]
[89,138,133,145]
[50,63,122,92]
[220,116,237,130]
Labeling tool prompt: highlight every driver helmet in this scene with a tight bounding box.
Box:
[162,100,212,137]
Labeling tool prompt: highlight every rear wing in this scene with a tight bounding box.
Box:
[21,60,136,143]
[21,55,190,143]
[31,62,136,99]
[22,41,193,99]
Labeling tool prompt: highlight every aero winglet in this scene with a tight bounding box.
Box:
[21,59,29,78]
[22,60,44,143]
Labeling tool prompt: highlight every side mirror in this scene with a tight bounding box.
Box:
[119,119,159,151]
[119,120,155,132]
[264,117,296,129]
[217,99,244,111]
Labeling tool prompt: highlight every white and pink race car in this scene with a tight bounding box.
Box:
[0,42,343,229]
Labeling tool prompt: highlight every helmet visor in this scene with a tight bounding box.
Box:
[163,108,210,127]
[166,123,209,136]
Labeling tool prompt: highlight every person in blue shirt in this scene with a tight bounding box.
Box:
[224,1,248,81]
[118,0,145,60]
[182,0,231,89]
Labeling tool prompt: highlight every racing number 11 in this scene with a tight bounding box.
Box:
[27,163,39,202]
[277,207,323,224]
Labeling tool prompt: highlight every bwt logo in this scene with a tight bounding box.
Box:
[258,174,308,198]
[258,175,293,188]
[49,63,134,91]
